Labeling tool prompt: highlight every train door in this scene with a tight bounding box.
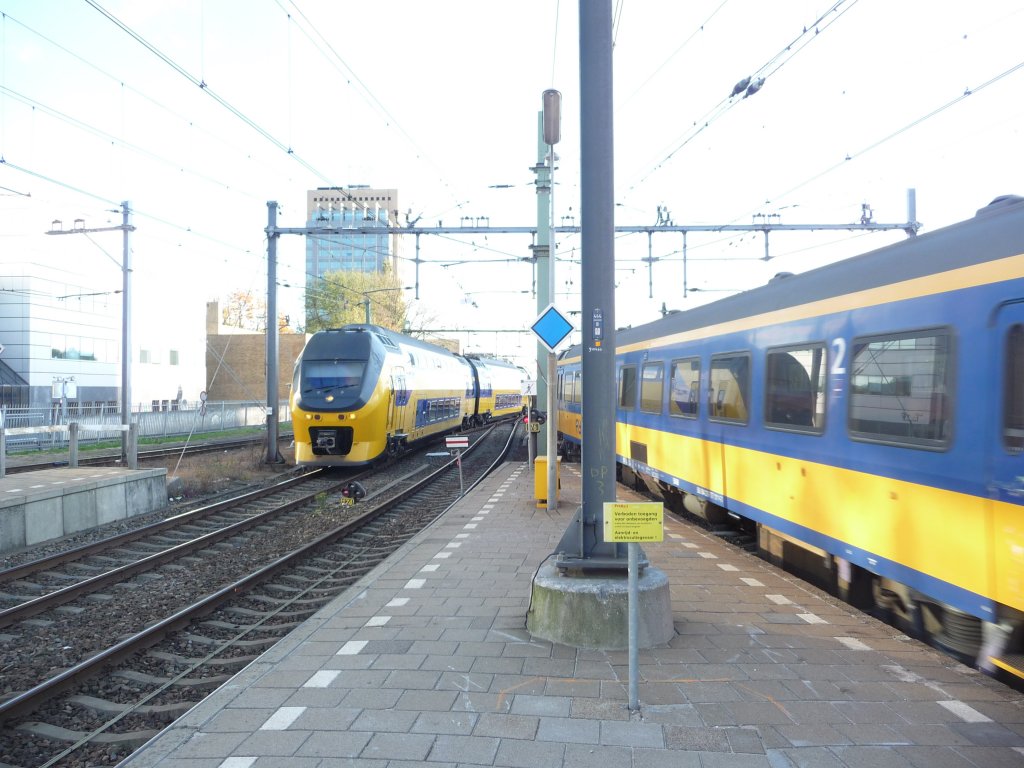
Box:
[989,303,1024,616]
[389,367,410,440]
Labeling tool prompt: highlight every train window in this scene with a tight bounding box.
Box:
[708,353,750,424]
[765,344,826,433]
[573,371,582,404]
[619,365,637,410]
[640,363,664,413]
[848,329,952,447]
[669,358,700,418]
[1003,325,1024,452]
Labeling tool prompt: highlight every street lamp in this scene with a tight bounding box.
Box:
[46,202,135,465]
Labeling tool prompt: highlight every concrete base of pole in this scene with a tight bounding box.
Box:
[526,562,674,649]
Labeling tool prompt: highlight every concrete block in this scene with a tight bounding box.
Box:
[0,503,27,552]
[527,562,674,650]
[61,486,99,536]
[25,496,62,546]
[97,482,127,525]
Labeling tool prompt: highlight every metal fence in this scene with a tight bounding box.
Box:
[0,401,289,452]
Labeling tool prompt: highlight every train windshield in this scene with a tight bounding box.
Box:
[302,360,366,394]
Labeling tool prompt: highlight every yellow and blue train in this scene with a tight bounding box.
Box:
[291,324,526,467]
[557,195,1024,675]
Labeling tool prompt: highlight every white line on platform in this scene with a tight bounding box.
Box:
[337,640,368,655]
[835,636,871,651]
[404,579,426,589]
[386,597,410,607]
[433,552,452,559]
[364,615,391,626]
[698,552,717,559]
[741,578,764,587]
[219,758,257,768]
[798,613,828,624]
[939,700,992,722]
[766,594,791,605]
[304,670,341,688]
[420,564,440,572]
[717,564,739,571]
[259,706,305,730]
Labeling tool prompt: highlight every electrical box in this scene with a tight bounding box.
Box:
[534,455,561,507]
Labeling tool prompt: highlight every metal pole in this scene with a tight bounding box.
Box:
[546,133,558,512]
[364,297,371,324]
[121,201,132,465]
[628,541,639,711]
[579,0,617,558]
[535,113,551,464]
[266,201,282,464]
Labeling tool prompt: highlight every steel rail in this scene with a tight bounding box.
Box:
[0,422,510,726]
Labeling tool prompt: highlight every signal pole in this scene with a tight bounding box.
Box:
[46,201,135,464]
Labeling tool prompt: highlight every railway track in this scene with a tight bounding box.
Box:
[0,420,521,768]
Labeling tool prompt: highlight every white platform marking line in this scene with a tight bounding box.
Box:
[455,533,470,539]
[667,533,684,539]
[836,636,871,651]
[259,706,305,730]
[740,577,764,587]
[386,597,410,607]
[717,564,739,572]
[337,640,368,655]
[404,578,426,589]
[220,758,257,768]
[364,615,391,627]
[938,700,992,723]
[464,523,478,529]
[445,542,462,549]
[698,552,717,559]
[766,594,791,605]
[682,543,699,549]
[798,613,828,624]
[471,516,484,521]
[304,670,341,688]
[433,552,452,559]
[420,564,440,573]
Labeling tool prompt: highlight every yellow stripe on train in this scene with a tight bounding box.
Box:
[613,422,1024,614]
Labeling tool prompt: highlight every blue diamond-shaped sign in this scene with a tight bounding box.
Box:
[532,304,574,352]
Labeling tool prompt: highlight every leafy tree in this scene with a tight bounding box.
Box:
[305,267,408,332]
[222,290,295,333]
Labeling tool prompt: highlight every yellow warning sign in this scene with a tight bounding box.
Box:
[603,501,664,542]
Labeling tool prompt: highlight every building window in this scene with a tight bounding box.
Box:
[140,349,151,364]
[169,349,179,366]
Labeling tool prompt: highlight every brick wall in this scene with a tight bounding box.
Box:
[205,301,307,402]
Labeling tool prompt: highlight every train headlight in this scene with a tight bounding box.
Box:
[326,394,334,402]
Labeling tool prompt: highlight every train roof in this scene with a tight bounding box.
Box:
[304,324,465,360]
[564,195,1024,356]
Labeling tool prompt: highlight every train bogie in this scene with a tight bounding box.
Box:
[556,196,1024,679]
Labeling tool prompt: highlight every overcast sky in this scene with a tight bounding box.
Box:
[1,1,1021,369]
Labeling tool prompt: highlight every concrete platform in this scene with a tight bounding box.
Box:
[121,461,1024,768]
[0,467,167,555]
